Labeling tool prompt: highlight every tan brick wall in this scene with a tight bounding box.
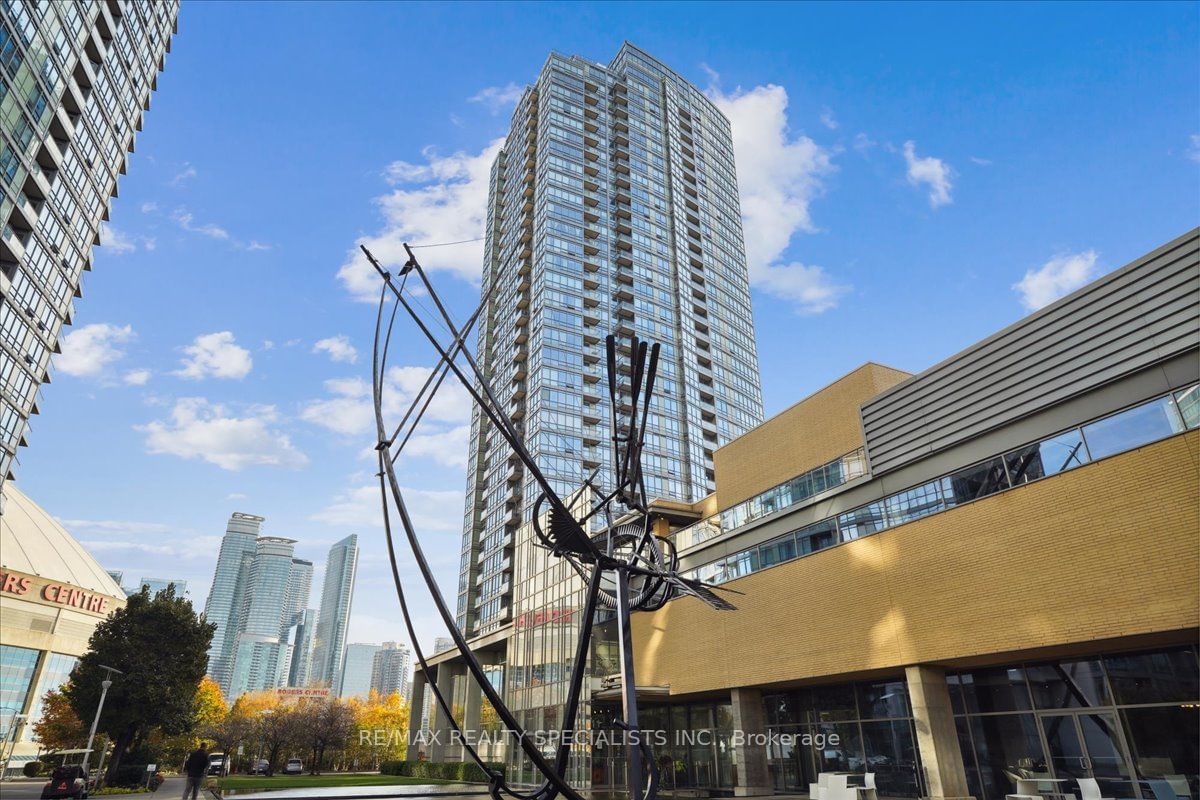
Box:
[713,363,912,510]
[633,431,1200,695]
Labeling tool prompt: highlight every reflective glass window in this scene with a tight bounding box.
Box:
[1026,659,1110,709]
[954,666,1032,713]
[1082,395,1186,460]
[796,519,838,555]
[1173,385,1199,430]
[838,502,886,541]
[862,719,922,798]
[941,456,1010,505]
[966,713,1045,800]
[1103,647,1199,705]
[1005,429,1089,485]
[0,644,39,736]
[1119,706,1199,794]
[856,679,910,719]
[885,481,945,526]
[759,534,796,568]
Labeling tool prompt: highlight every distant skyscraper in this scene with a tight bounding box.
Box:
[456,43,764,637]
[0,1,180,487]
[227,536,301,697]
[310,534,358,691]
[105,570,124,586]
[284,607,317,687]
[370,641,411,698]
[339,642,379,698]
[203,513,263,694]
[138,577,187,597]
[433,636,453,654]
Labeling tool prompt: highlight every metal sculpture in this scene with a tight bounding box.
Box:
[363,243,738,800]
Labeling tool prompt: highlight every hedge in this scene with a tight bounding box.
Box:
[109,764,150,788]
[22,761,44,778]
[379,760,504,783]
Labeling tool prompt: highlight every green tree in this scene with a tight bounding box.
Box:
[64,586,215,783]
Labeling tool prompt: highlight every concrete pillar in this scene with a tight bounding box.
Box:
[730,687,773,796]
[429,663,458,762]
[407,669,427,762]
[905,665,973,800]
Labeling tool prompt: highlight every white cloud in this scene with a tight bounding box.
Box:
[169,164,197,186]
[174,331,253,380]
[969,156,993,166]
[57,323,135,378]
[468,82,524,114]
[852,132,877,153]
[902,140,954,208]
[1013,250,1099,311]
[227,492,248,500]
[706,83,847,313]
[312,483,462,532]
[137,398,308,470]
[246,240,271,251]
[754,263,849,315]
[336,139,504,301]
[1188,134,1200,163]
[140,201,158,213]
[313,335,359,364]
[300,367,471,467]
[819,107,838,130]
[123,368,152,386]
[171,208,229,240]
[100,223,137,254]
[59,518,173,536]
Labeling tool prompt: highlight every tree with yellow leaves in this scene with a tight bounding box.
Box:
[346,690,409,770]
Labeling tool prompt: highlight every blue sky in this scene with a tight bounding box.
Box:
[15,1,1199,654]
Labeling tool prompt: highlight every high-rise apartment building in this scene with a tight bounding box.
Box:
[284,607,316,688]
[339,642,379,699]
[310,533,358,691]
[227,536,299,697]
[203,512,263,694]
[202,513,314,698]
[0,1,179,486]
[370,640,411,699]
[456,43,764,640]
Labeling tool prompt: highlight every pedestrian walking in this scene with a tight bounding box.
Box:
[182,742,210,800]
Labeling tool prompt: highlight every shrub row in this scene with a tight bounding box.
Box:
[379,760,504,783]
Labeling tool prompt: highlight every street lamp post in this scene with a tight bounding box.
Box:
[80,665,123,785]
[1,713,28,779]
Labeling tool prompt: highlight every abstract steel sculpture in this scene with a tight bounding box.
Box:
[363,243,737,800]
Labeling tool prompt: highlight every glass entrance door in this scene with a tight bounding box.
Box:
[1040,711,1138,797]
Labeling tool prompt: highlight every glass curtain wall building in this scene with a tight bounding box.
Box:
[310,533,359,692]
[227,536,299,697]
[457,41,763,640]
[371,641,412,698]
[203,512,264,696]
[0,0,178,486]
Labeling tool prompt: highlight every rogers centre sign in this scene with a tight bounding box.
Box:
[275,687,332,699]
[0,569,117,615]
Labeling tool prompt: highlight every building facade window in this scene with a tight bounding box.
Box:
[764,678,924,798]
[950,646,1199,800]
[0,644,40,738]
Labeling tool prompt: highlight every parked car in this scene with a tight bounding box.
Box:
[40,766,87,800]
[207,753,230,777]
[282,759,303,775]
[248,760,271,775]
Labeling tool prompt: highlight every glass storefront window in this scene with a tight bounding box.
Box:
[953,667,1032,713]
[857,679,911,719]
[1103,647,1199,705]
[24,652,77,742]
[1120,706,1199,798]
[1027,659,1111,709]
[0,644,40,739]
[966,713,1046,800]
[1082,395,1186,460]
[862,720,921,798]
